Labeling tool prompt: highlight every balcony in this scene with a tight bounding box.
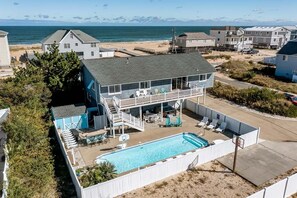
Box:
[112,87,204,109]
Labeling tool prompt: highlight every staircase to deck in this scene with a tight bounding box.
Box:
[102,97,144,132]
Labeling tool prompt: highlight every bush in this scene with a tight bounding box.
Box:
[78,162,117,188]
[209,82,297,118]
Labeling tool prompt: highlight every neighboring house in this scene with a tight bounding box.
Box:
[0,31,11,66]
[244,26,291,49]
[175,32,215,53]
[275,40,297,82]
[42,29,114,59]
[283,25,297,40]
[82,52,216,135]
[210,26,253,51]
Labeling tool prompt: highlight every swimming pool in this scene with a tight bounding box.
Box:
[96,133,208,174]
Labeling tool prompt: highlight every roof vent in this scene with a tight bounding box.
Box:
[126,57,129,64]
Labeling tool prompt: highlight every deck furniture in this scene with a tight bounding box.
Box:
[136,90,140,97]
[197,116,209,127]
[173,116,182,127]
[206,119,218,130]
[215,122,227,133]
[165,117,172,127]
[79,130,108,145]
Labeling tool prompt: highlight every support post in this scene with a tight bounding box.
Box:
[233,136,239,173]
[122,124,125,134]
[161,103,163,122]
[112,126,115,138]
[72,148,76,165]
[203,87,206,104]
[139,107,142,121]
[179,99,183,120]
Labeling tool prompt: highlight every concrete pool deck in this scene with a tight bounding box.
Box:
[76,109,230,167]
[218,141,297,186]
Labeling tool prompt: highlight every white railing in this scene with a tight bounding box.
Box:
[113,87,204,109]
[121,111,144,131]
[100,96,114,121]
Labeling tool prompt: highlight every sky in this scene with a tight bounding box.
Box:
[0,0,297,26]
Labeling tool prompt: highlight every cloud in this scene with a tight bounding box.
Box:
[103,4,108,8]
[176,6,183,9]
[24,15,30,18]
[13,2,19,5]
[73,16,82,20]
[84,17,92,20]
[252,9,264,14]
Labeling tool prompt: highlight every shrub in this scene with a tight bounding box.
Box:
[78,162,117,188]
[209,82,297,118]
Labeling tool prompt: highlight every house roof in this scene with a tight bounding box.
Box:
[42,30,99,44]
[83,53,216,86]
[51,104,86,119]
[283,26,297,31]
[277,40,297,55]
[178,32,215,40]
[244,26,285,32]
[0,30,8,36]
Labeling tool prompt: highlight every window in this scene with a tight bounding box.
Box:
[274,38,277,42]
[91,51,94,56]
[75,43,78,46]
[87,92,91,102]
[244,38,247,41]
[70,33,74,39]
[217,38,220,41]
[108,85,121,95]
[283,55,288,61]
[249,37,252,41]
[91,43,96,47]
[91,82,95,91]
[64,43,70,48]
[226,38,229,41]
[275,32,277,35]
[140,81,151,90]
[207,73,211,79]
[199,74,206,81]
[218,31,221,34]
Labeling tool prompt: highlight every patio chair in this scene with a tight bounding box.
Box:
[206,119,218,130]
[215,122,227,133]
[165,117,172,127]
[154,89,159,94]
[143,89,148,96]
[173,116,182,127]
[136,90,140,97]
[160,88,166,93]
[197,116,209,127]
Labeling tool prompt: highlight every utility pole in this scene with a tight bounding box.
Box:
[171,28,177,54]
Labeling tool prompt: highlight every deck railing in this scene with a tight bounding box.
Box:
[121,111,144,131]
[113,87,204,109]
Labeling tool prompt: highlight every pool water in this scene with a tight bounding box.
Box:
[96,133,208,174]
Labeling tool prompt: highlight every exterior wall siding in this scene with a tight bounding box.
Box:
[275,54,297,80]
[43,31,100,59]
[0,34,11,66]
[82,67,98,106]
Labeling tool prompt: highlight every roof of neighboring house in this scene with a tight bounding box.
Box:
[283,26,297,31]
[83,53,216,86]
[42,30,99,44]
[277,40,297,55]
[0,30,8,36]
[178,32,215,40]
[51,104,87,119]
[244,26,286,32]
[0,108,10,124]
[211,26,239,31]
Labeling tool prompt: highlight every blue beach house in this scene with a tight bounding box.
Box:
[82,52,216,136]
[51,104,89,131]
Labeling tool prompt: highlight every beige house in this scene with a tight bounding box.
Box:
[0,31,11,66]
[175,32,215,53]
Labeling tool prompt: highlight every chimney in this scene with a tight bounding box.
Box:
[126,57,129,64]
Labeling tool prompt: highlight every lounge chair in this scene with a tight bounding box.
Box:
[206,119,218,130]
[136,90,140,97]
[215,122,227,133]
[197,116,209,127]
[173,116,182,127]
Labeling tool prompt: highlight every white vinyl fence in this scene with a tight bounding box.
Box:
[53,121,82,198]
[79,100,259,198]
[94,115,106,130]
[247,172,297,198]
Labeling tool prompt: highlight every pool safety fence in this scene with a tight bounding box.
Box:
[54,99,259,198]
[247,172,297,198]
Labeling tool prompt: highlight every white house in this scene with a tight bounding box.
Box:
[0,31,11,66]
[175,32,215,53]
[275,40,297,82]
[244,26,291,49]
[42,30,114,60]
[210,26,253,51]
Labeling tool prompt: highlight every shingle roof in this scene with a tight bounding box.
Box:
[277,40,297,55]
[0,30,8,36]
[83,53,216,86]
[178,32,215,40]
[42,30,99,44]
[51,104,86,119]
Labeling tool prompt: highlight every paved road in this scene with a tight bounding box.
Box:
[215,74,262,89]
[197,96,297,141]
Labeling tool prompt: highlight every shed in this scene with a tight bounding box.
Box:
[51,104,88,131]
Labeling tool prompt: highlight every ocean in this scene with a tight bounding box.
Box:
[0,26,217,45]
